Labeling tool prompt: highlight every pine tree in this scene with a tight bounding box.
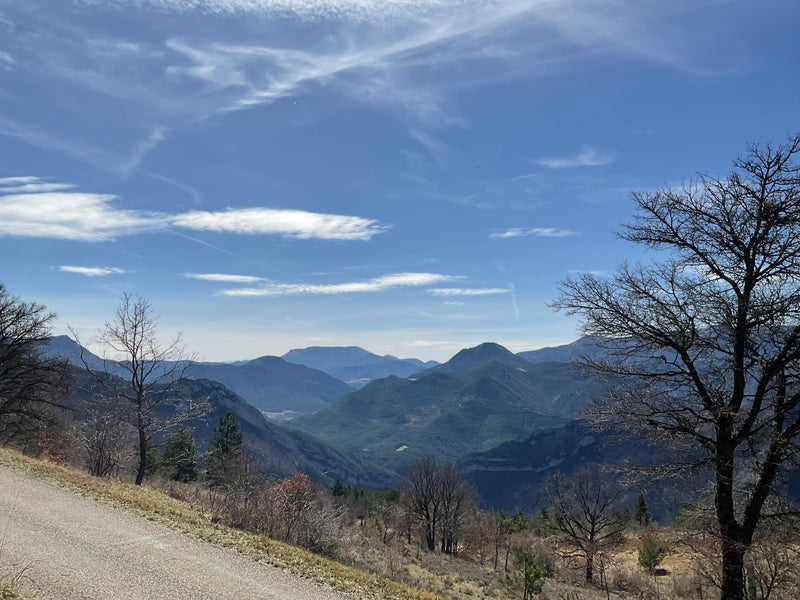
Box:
[503,553,547,599]
[162,427,199,482]
[206,412,247,487]
[330,477,347,496]
[638,535,667,573]
[633,493,651,528]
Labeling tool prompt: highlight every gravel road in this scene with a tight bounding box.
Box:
[0,464,355,600]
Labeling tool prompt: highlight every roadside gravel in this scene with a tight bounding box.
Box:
[0,464,356,600]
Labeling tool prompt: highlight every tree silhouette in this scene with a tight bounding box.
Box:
[554,133,800,600]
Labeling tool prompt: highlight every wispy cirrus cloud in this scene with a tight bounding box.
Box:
[490,227,577,239]
[3,0,712,174]
[0,183,388,242]
[0,117,166,176]
[172,208,388,240]
[59,265,125,277]
[92,0,488,20]
[507,173,536,182]
[411,130,448,166]
[183,273,265,283]
[0,176,41,185]
[221,272,459,297]
[0,182,76,193]
[533,147,612,169]
[428,287,509,296]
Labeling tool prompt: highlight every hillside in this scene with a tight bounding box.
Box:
[65,367,394,488]
[461,420,708,522]
[185,357,353,419]
[289,345,602,472]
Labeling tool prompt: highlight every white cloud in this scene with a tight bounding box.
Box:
[490,227,577,239]
[533,147,613,169]
[90,0,515,22]
[428,287,509,296]
[0,186,389,242]
[59,265,125,277]
[0,176,44,185]
[0,182,76,193]
[172,207,388,240]
[221,272,459,296]
[0,192,164,241]
[184,273,265,283]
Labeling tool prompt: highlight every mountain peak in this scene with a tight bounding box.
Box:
[283,346,387,371]
[417,342,529,376]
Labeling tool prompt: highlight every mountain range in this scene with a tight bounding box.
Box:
[44,334,636,509]
[283,346,438,388]
[45,336,353,420]
[288,343,604,472]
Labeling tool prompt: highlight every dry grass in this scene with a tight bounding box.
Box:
[13,447,784,600]
[0,447,447,600]
[0,583,24,600]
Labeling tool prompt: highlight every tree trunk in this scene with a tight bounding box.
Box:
[135,408,146,486]
[425,523,435,551]
[720,538,746,600]
[585,550,594,582]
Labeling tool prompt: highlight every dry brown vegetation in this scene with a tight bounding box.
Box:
[3,445,799,600]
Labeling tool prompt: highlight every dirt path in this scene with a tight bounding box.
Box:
[0,464,355,600]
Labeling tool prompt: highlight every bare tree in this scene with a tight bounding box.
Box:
[0,283,69,443]
[78,293,194,485]
[553,133,800,600]
[438,461,473,554]
[402,456,472,553]
[403,456,442,551]
[80,395,135,477]
[545,468,624,583]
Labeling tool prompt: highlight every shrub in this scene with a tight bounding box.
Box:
[638,534,667,573]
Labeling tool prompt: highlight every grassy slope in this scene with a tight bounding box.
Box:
[0,448,446,600]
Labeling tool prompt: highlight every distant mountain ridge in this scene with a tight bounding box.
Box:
[517,337,602,364]
[289,343,603,472]
[414,342,530,376]
[283,345,437,388]
[185,357,353,419]
[43,336,353,421]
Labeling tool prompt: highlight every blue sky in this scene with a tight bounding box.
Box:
[1,0,798,362]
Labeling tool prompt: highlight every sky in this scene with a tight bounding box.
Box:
[1,0,798,363]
